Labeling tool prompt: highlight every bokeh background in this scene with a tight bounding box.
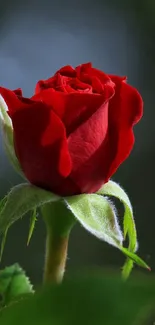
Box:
[0,0,154,284]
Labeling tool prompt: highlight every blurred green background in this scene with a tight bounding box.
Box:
[0,0,154,284]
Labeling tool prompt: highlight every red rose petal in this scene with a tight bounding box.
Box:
[0,87,24,115]
[67,101,109,193]
[56,65,76,77]
[0,87,72,192]
[0,87,35,116]
[32,87,114,136]
[35,75,57,94]
[35,65,76,94]
[76,63,111,84]
[104,75,143,180]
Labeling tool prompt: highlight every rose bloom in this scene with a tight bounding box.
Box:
[0,63,143,196]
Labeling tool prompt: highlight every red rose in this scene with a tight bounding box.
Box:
[0,63,143,196]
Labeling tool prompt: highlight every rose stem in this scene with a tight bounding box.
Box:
[41,201,75,284]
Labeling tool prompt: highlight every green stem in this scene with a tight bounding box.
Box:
[41,200,75,284]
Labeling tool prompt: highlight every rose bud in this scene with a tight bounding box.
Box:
[0,63,143,196]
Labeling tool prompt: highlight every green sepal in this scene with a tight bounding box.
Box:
[120,247,150,272]
[27,208,38,246]
[0,95,23,176]
[97,180,137,252]
[97,180,149,277]
[0,226,9,262]
[0,183,60,235]
[65,193,123,248]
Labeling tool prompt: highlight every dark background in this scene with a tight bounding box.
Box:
[0,0,154,284]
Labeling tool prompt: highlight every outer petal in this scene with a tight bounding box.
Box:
[14,107,73,191]
[104,76,143,180]
[32,87,115,136]
[67,101,110,193]
[0,87,73,194]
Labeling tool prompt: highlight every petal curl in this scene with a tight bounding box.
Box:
[13,88,23,96]
[0,87,35,116]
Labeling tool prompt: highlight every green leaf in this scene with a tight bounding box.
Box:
[65,194,123,248]
[0,95,23,176]
[27,208,37,246]
[0,183,60,234]
[97,180,138,277]
[0,272,155,325]
[0,263,33,308]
